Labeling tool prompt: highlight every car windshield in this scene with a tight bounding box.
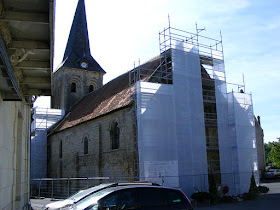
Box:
[69,183,114,202]
[73,190,111,209]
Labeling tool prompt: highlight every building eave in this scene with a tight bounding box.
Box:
[0,0,54,103]
[0,32,22,101]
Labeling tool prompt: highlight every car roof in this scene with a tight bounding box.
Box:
[71,182,161,201]
[70,183,116,202]
[96,184,163,193]
[80,184,183,198]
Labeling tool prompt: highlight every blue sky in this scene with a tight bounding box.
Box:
[35,0,279,142]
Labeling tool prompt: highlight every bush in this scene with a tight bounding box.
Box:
[248,173,260,200]
[242,192,252,200]
[209,173,219,204]
[219,195,236,203]
[258,186,269,193]
[191,192,210,202]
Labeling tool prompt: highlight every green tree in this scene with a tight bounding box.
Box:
[268,142,280,168]
[264,142,274,163]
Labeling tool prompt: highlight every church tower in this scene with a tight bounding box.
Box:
[51,0,106,112]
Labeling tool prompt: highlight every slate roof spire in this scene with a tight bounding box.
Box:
[62,0,105,73]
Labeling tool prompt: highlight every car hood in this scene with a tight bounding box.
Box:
[43,199,74,209]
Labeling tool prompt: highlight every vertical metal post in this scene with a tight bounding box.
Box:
[168,15,172,48]
[138,59,141,81]
[200,174,203,191]
[243,73,246,93]
[233,173,236,195]
[133,62,137,83]
[196,22,199,50]
[51,179,54,200]
[68,178,70,197]
[220,30,225,71]
[38,179,41,198]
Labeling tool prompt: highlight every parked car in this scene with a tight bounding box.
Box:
[42,183,119,210]
[71,184,193,210]
[264,169,280,179]
[42,182,161,210]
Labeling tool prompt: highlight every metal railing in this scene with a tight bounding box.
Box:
[30,177,109,199]
[30,172,256,199]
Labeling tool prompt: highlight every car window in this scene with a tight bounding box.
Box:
[138,188,164,208]
[99,189,136,209]
[74,190,111,210]
[165,189,191,208]
[70,184,113,202]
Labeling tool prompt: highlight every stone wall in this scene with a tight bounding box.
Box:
[51,67,104,112]
[48,106,137,183]
[255,116,265,178]
[0,94,31,209]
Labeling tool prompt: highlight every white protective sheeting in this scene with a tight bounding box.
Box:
[211,51,259,195]
[30,108,65,179]
[136,46,208,197]
[213,59,236,194]
[136,34,258,196]
[227,92,259,194]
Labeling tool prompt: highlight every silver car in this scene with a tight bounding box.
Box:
[42,183,118,209]
[71,184,193,210]
[264,169,280,179]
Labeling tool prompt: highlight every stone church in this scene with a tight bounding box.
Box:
[48,0,138,181]
[48,0,260,197]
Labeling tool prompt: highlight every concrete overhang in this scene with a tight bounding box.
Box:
[0,0,54,102]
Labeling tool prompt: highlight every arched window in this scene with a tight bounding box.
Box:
[84,137,88,154]
[71,82,76,93]
[111,122,120,149]
[59,140,62,159]
[89,85,94,93]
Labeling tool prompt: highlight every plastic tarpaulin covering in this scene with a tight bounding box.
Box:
[214,57,259,194]
[31,108,65,179]
[227,92,259,194]
[136,36,258,196]
[136,46,208,197]
[213,59,236,194]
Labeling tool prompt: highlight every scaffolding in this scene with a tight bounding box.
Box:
[30,107,65,180]
[31,107,65,133]
[131,25,258,197]
[158,25,227,183]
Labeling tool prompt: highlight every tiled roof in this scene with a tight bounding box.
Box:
[50,56,161,134]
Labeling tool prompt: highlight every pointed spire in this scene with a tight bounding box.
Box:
[62,0,105,73]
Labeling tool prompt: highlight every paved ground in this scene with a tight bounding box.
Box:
[31,180,280,210]
[31,198,55,210]
[195,180,280,210]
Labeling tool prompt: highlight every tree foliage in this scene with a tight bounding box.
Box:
[265,141,280,168]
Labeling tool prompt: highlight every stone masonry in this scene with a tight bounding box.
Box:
[47,106,137,182]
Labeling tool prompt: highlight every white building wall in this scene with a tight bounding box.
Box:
[0,94,31,209]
